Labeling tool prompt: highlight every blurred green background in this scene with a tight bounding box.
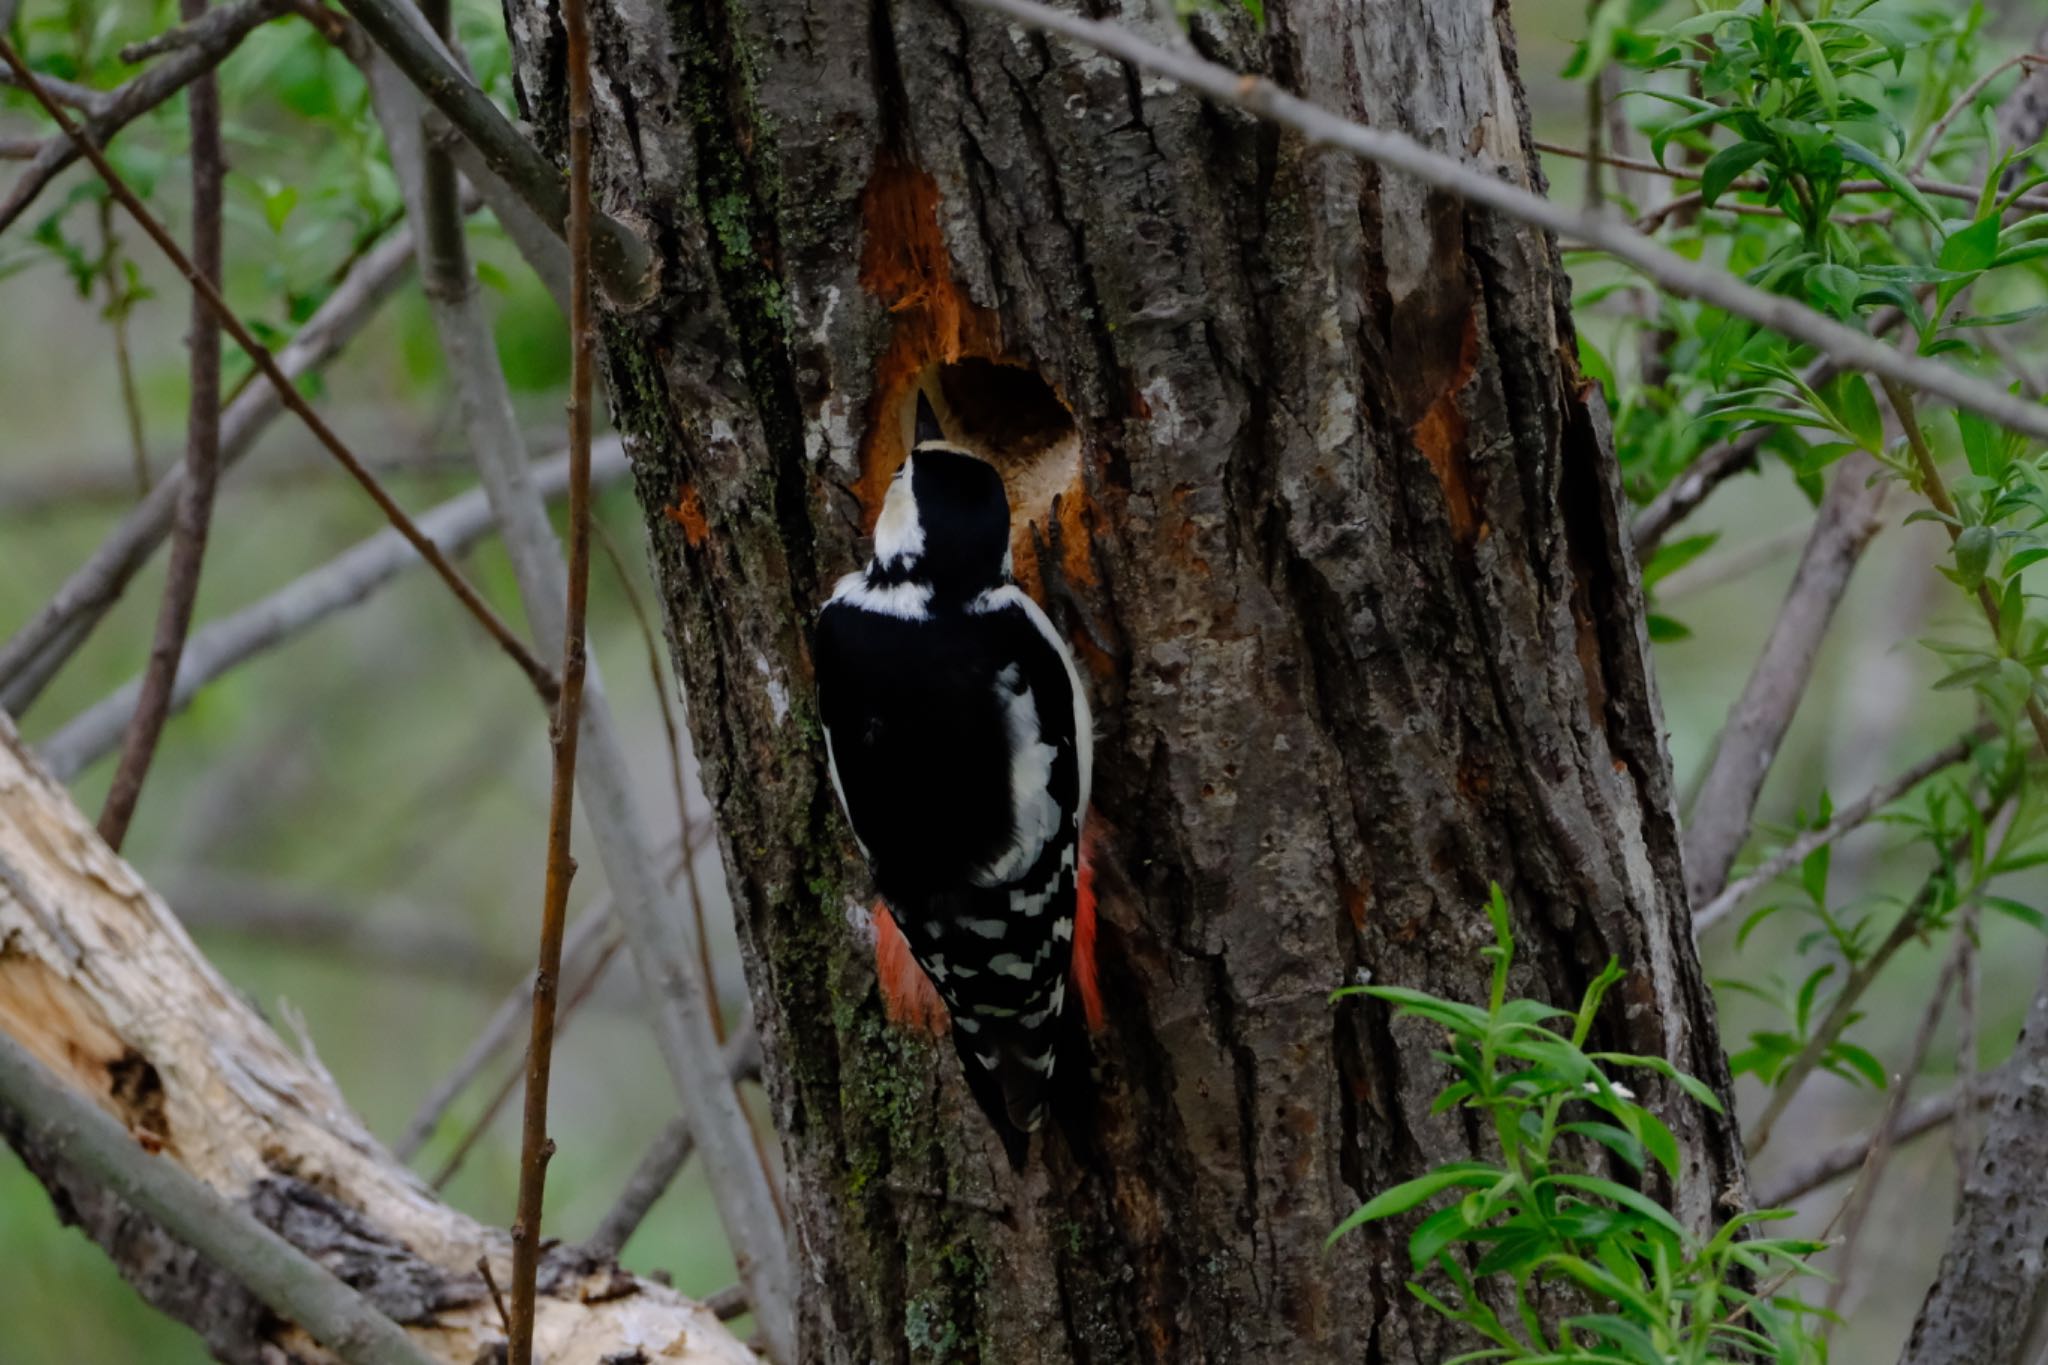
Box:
[2,0,2046,1360]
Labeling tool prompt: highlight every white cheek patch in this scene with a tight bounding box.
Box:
[830,570,931,621]
[873,459,925,567]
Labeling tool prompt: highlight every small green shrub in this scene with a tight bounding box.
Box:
[1331,887,1828,1364]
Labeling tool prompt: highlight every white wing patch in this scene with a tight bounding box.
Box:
[973,585,1092,824]
[974,662,1062,886]
[829,569,931,621]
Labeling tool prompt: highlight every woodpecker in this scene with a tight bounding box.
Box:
[814,392,1098,1155]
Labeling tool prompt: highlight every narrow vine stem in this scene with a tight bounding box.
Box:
[504,0,595,1349]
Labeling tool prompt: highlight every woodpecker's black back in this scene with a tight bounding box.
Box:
[814,396,1092,1150]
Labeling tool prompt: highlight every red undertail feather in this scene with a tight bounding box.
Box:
[872,815,1104,1036]
[873,901,950,1037]
[1073,824,1104,1033]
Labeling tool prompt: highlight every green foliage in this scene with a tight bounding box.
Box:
[1332,889,1829,1364]
[1568,1,2048,1130]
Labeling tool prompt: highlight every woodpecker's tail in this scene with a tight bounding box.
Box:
[870,822,1105,1165]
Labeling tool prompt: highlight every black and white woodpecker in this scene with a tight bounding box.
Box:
[813,392,1096,1152]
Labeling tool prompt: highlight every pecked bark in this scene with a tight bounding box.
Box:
[498,0,1750,1358]
[0,713,751,1365]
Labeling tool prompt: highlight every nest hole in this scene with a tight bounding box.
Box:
[916,358,1080,539]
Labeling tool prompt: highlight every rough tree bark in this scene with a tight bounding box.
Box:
[499,0,1748,1359]
[0,713,750,1364]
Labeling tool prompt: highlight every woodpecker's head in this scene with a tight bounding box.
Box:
[870,393,1012,600]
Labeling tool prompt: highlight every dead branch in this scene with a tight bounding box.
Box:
[395,896,620,1162]
[0,712,751,1363]
[0,1031,439,1365]
[1682,455,1890,909]
[327,0,651,300]
[1755,1082,1981,1207]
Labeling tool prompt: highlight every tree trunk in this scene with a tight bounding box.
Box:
[0,714,749,1363]
[501,0,1750,1358]
[1899,946,2048,1365]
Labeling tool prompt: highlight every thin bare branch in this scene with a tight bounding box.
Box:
[165,870,531,983]
[1682,454,1890,910]
[0,446,502,516]
[0,225,417,713]
[507,0,598,1342]
[1821,924,1969,1328]
[0,64,113,114]
[395,893,621,1161]
[0,0,284,235]
[593,520,725,1044]
[0,1030,439,1365]
[434,933,623,1192]
[366,41,793,1351]
[582,1023,764,1265]
[1914,52,2048,176]
[1653,524,1808,601]
[96,0,225,852]
[1692,726,1988,937]
[1746,792,2009,1156]
[0,37,558,704]
[38,443,625,783]
[1755,1083,1978,1207]
[327,0,652,300]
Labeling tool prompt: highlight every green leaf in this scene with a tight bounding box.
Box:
[1939,214,2003,275]
[1327,1164,1503,1244]
[1361,986,1490,1034]
[1955,526,1995,590]
[1789,23,1838,114]
[1542,1173,1687,1242]
[1646,613,1692,642]
[1558,1120,1647,1172]
[1824,1040,1888,1090]
[1701,139,1774,206]
[1569,1314,1668,1365]
[1588,1052,1726,1112]
[1824,372,1884,452]
[1805,261,1862,318]
[1837,137,1944,228]
[1980,895,2048,931]
[1641,532,1719,588]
